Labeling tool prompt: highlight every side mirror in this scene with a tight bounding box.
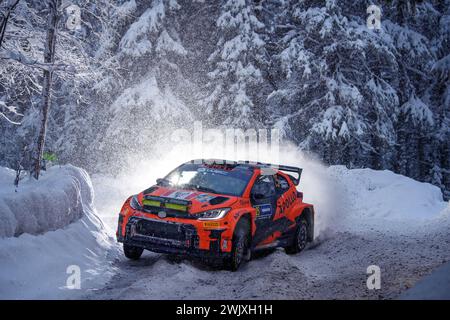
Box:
[156,178,166,185]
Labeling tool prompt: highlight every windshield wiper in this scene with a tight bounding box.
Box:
[195,185,218,194]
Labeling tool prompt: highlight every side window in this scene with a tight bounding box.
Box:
[251,175,275,199]
[274,174,290,195]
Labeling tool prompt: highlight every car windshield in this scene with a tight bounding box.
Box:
[163,163,254,196]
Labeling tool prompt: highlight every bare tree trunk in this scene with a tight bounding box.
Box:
[32,0,60,179]
[0,0,20,48]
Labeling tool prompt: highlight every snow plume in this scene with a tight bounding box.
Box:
[93,122,345,240]
[274,146,345,241]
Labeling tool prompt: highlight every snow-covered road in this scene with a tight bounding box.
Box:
[85,225,450,300]
[85,166,450,300]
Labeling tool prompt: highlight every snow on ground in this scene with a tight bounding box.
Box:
[87,158,450,300]
[0,166,118,299]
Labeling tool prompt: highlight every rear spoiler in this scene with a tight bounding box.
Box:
[253,162,302,186]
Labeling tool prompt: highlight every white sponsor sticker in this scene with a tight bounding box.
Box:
[167,191,195,200]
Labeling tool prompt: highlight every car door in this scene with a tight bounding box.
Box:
[250,175,277,245]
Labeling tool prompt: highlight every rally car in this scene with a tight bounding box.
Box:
[116,159,314,271]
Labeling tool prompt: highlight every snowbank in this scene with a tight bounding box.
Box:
[0,166,93,237]
[328,166,448,223]
[0,165,117,299]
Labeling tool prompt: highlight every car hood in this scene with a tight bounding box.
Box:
[137,186,240,214]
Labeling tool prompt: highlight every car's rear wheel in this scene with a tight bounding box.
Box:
[123,243,144,260]
[225,218,250,271]
[285,217,308,254]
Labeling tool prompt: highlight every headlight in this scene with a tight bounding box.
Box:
[129,195,142,210]
[197,208,231,220]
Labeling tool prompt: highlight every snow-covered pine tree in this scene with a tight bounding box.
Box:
[385,0,439,181]
[95,0,193,172]
[268,0,399,168]
[201,0,269,129]
[427,0,450,198]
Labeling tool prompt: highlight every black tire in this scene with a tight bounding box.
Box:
[123,243,144,260]
[224,218,251,271]
[285,217,308,254]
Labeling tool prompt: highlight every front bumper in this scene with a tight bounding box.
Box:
[117,216,231,259]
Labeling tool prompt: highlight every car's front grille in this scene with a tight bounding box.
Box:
[127,217,197,244]
[135,218,185,241]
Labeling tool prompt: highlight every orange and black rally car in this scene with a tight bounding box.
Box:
[117,159,314,271]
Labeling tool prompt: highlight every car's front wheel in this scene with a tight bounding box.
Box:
[123,243,144,260]
[225,218,251,271]
[285,217,308,254]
